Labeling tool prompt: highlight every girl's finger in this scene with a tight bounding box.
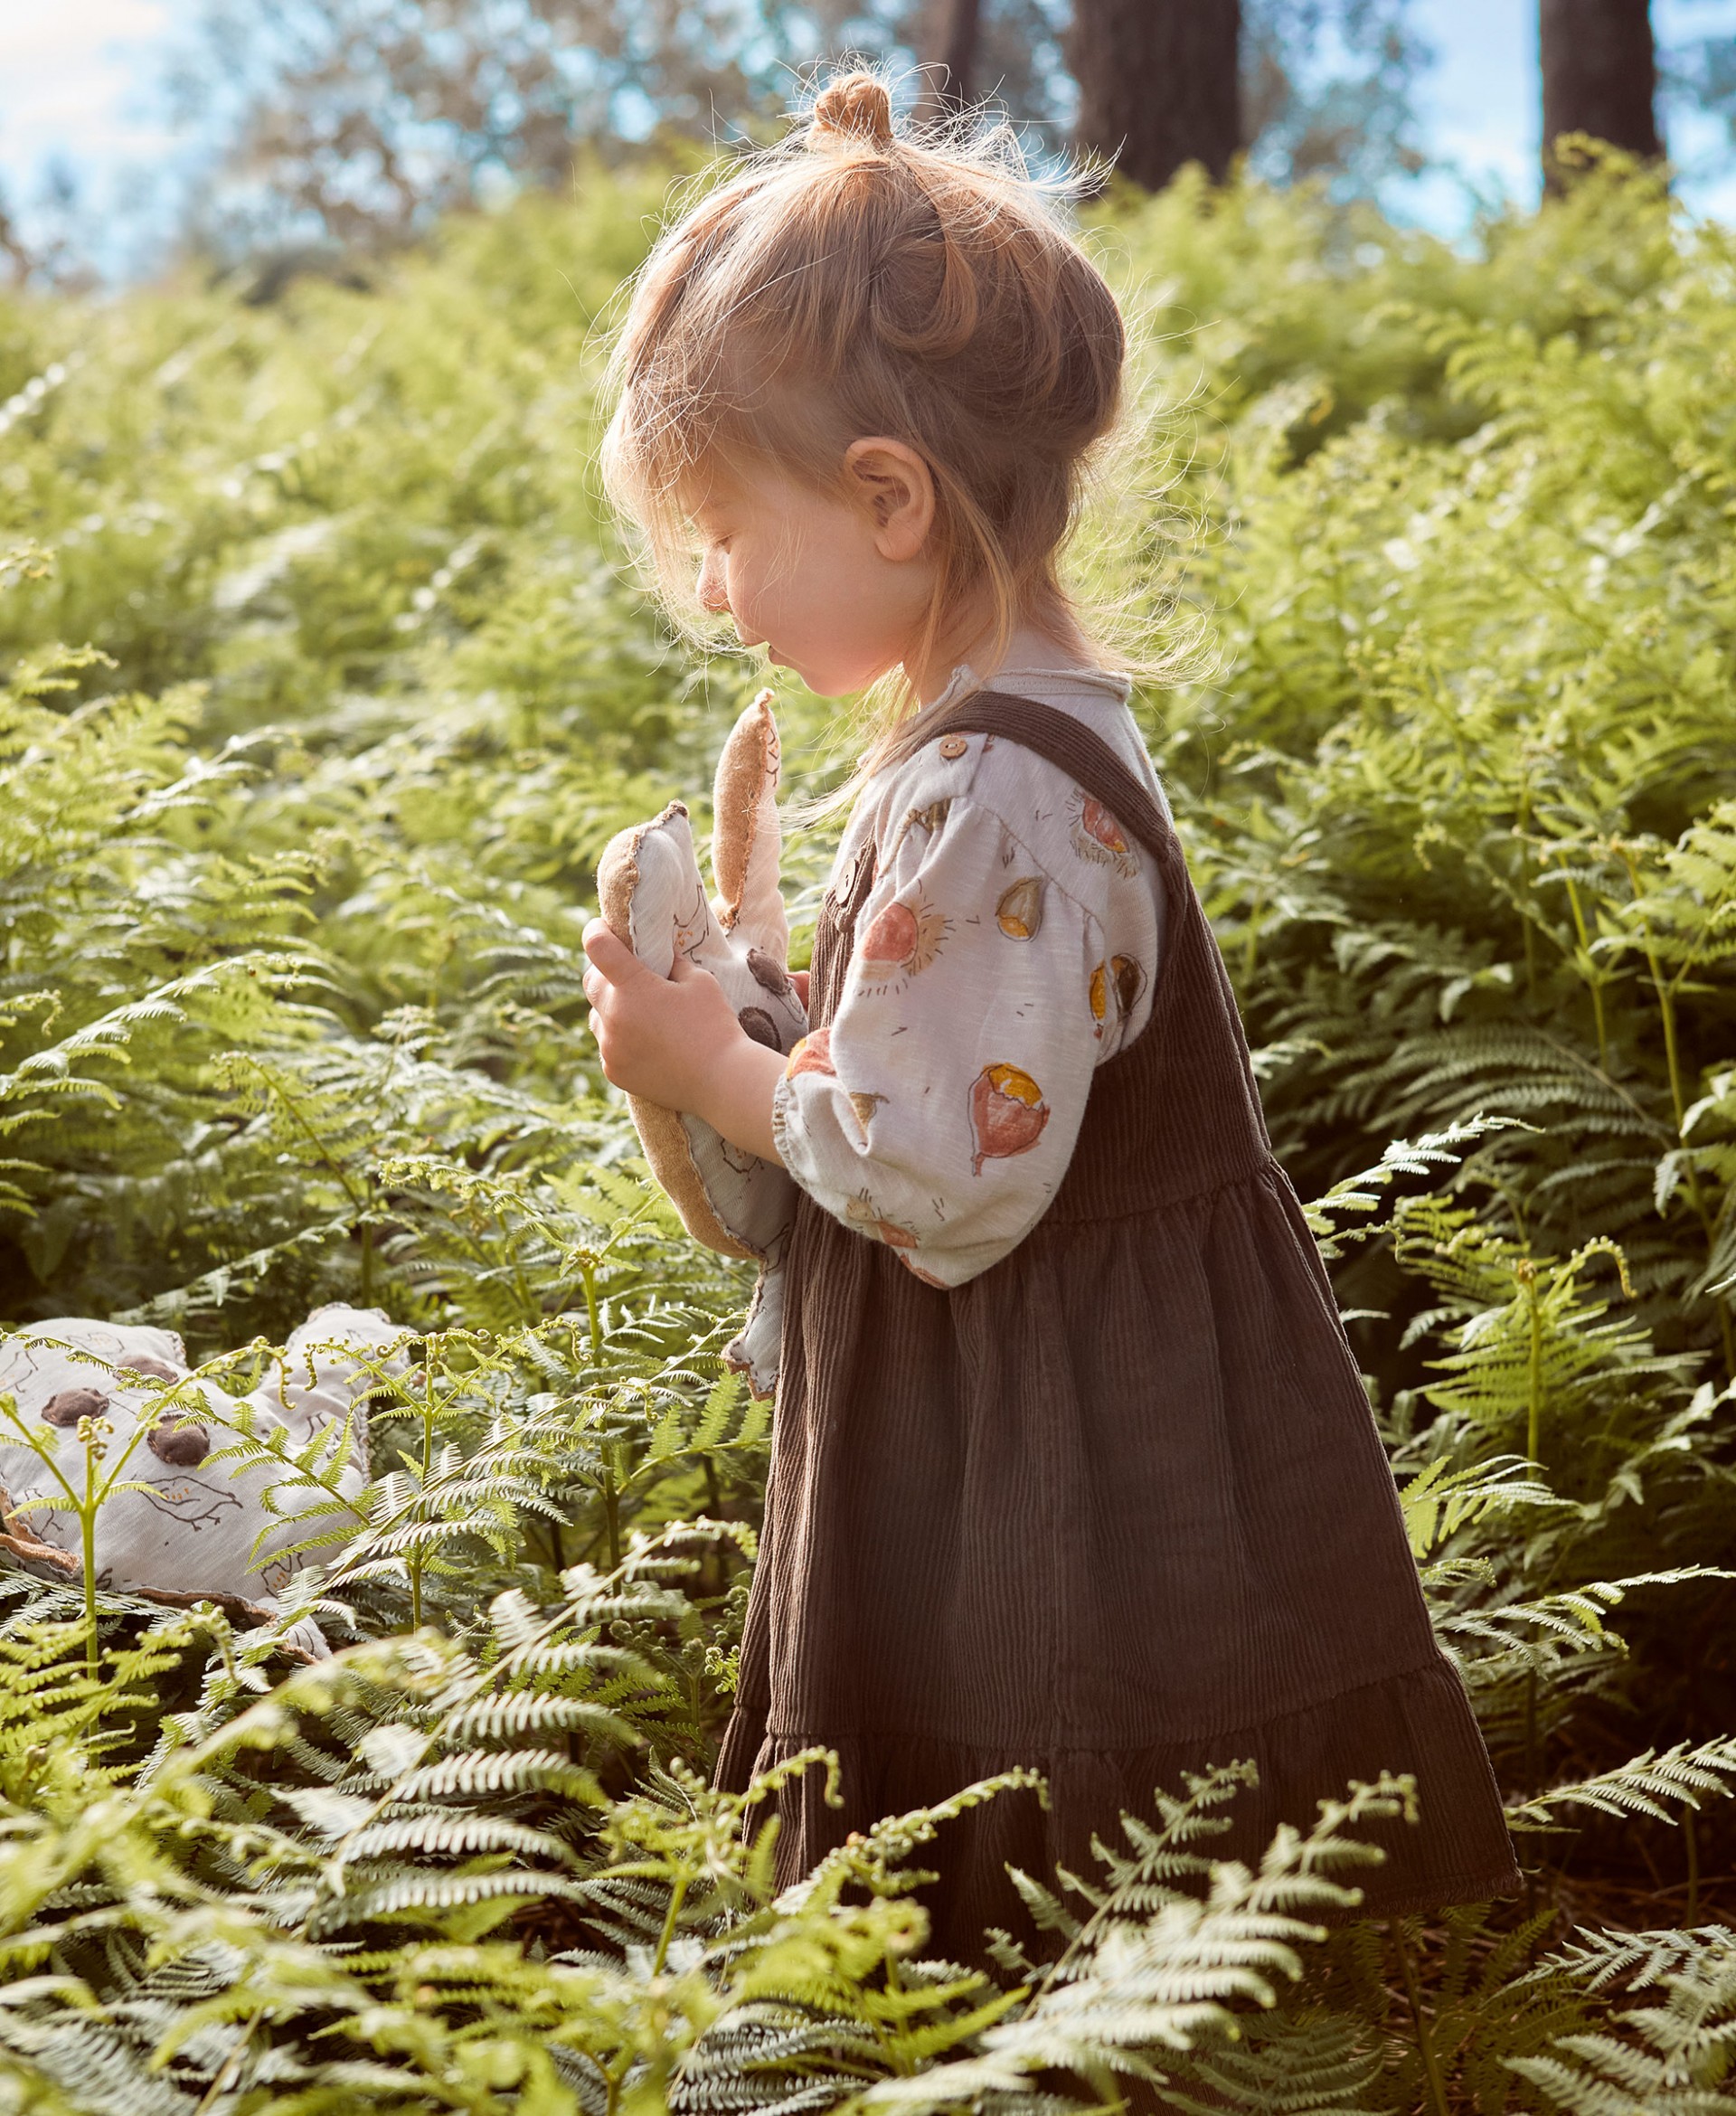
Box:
[582,922,653,987]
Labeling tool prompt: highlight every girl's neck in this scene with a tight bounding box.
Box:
[908,619,1103,706]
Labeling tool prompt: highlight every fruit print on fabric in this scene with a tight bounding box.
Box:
[786,1029,835,1079]
[854,890,950,994]
[903,798,951,841]
[843,1192,947,1286]
[995,876,1044,940]
[898,1253,949,1289]
[847,1091,888,1139]
[967,1063,1050,1176]
[768,670,1168,1290]
[1090,954,1147,1037]
[1070,791,1139,877]
[844,1192,921,1250]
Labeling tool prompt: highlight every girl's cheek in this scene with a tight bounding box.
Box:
[732,570,771,635]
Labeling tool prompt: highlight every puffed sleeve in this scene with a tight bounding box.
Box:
[770,791,1157,1287]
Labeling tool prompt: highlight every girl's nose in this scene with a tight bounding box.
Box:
[696,551,730,616]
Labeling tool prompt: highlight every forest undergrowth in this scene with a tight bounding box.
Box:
[0,153,1734,2111]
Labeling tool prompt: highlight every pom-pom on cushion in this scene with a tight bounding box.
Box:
[596,691,805,1395]
[0,1305,405,1644]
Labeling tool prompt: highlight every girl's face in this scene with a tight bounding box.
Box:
[685,448,939,698]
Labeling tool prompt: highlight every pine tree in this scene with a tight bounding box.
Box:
[1070,0,1242,187]
[1541,0,1662,191]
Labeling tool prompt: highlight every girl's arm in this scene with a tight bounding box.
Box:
[581,922,788,1165]
[768,775,1161,1287]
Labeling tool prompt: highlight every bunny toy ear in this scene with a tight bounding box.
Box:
[710,689,788,964]
[596,805,754,1261]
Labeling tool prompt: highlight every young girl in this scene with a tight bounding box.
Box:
[583,71,1520,1963]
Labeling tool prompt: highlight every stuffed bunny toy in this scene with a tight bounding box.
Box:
[596,691,806,1396]
[0,1303,405,1644]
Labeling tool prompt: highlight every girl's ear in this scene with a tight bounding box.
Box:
[844,438,935,562]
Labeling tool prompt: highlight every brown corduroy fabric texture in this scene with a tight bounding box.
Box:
[714,693,1521,1964]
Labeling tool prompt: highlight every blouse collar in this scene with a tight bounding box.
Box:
[929,659,1135,710]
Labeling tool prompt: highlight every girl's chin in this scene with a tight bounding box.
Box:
[786,659,889,698]
[769,647,893,697]
[775,657,836,694]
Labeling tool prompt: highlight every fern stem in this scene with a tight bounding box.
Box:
[361,1174,375,1304]
[1516,779,1538,1006]
[1619,850,1689,1133]
[603,1461,621,1573]
[1563,874,1609,1070]
[410,1358,436,1630]
[497,1204,535,1321]
[1650,950,1687,1138]
[1657,1032,1735,1373]
[581,1261,602,1367]
[1517,1259,1543,1471]
[241,1057,367,1211]
[1685,1805,1700,1925]
[1391,1917,1451,2116]
[580,1258,621,1568]
[80,1438,99,1683]
[651,1871,688,1975]
[1619,854,1734,1374]
[190,2031,255,2116]
[1082,2064,1127,2116]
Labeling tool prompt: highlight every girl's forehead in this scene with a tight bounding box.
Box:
[681,458,799,524]
[671,452,748,523]
[679,466,741,519]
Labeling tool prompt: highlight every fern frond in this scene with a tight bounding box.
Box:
[1506,1735,1736,1830]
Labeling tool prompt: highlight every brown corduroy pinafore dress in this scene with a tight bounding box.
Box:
[715,692,1520,1962]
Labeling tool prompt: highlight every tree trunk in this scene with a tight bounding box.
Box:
[1540,0,1661,193]
[926,0,983,111]
[1069,0,1241,190]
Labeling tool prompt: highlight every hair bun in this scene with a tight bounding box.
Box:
[809,72,896,149]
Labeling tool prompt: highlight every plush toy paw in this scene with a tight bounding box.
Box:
[596,690,805,1397]
[0,1304,406,1647]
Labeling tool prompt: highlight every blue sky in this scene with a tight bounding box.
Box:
[5,0,1736,273]
[1401,0,1736,224]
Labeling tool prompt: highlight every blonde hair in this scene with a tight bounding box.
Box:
[599,68,1128,765]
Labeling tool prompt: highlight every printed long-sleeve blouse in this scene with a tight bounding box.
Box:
[770,664,1170,1288]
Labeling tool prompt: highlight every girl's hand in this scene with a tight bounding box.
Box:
[581,921,785,1164]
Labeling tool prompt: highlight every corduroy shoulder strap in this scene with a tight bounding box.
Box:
[899,688,1174,859]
